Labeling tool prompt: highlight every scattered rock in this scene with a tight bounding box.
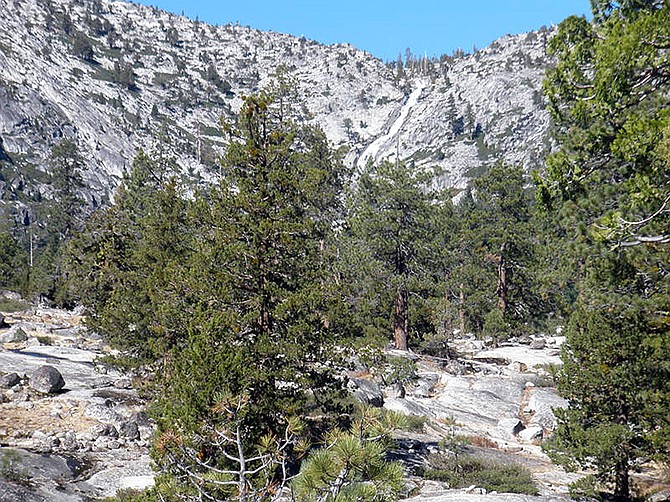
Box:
[61,431,79,451]
[0,372,20,388]
[386,382,406,399]
[0,314,7,328]
[85,457,155,498]
[650,490,670,502]
[517,335,533,345]
[525,388,568,431]
[529,338,546,350]
[443,359,468,375]
[114,377,132,389]
[85,402,124,423]
[129,411,151,426]
[508,361,528,373]
[496,417,525,439]
[91,423,119,439]
[518,425,543,441]
[0,325,28,343]
[414,374,438,397]
[93,436,111,451]
[119,421,140,441]
[349,377,383,407]
[32,431,60,453]
[29,365,65,394]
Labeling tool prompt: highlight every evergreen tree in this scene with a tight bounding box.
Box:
[48,139,86,240]
[113,61,137,90]
[293,407,405,502]
[447,164,542,341]
[0,224,27,291]
[540,4,670,499]
[72,32,94,62]
[346,160,448,350]
[64,150,191,359]
[147,90,351,499]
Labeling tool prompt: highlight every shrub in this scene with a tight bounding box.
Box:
[0,298,29,313]
[423,453,537,495]
[568,475,603,501]
[0,449,29,484]
[401,414,427,433]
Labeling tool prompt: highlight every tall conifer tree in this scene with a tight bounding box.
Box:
[540,4,670,499]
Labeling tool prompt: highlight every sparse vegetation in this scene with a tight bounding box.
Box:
[0,449,30,485]
[0,298,29,313]
[399,414,427,433]
[423,453,538,495]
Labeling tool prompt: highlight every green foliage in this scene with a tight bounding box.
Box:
[0,449,29,484]
[590,0,666,21]
[568,475,603,501]
[344,160,450,350]
[541,7,670,248]
[380,356,418,387]
[292,407,405,502]
[545,301,670,496]
[398,414,427,433]
[153,391,306,501]
[1,138,91,302]
[72,31,94,61]
[0,296,29,313]
[48,139,86,240]
[423,453,537,495]
[67,87,352,500]
[64,150,191,359]
[445,163,548,340]
[0,228,27,292]
[113,61,137,90]
[540,4,670,500]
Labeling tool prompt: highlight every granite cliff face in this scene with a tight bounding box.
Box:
[0,0,554,215]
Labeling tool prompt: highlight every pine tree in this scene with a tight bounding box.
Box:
[345,160,448,350]
[540,4,670,499]
[48,139,86,240]
[292,407,405,502]
[148,90,351,500]
[72,32,94,62]
[447,164,542,341]
[0,223,27,291]
[64,150,191,360]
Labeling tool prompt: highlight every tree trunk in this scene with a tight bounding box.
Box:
[394,285,408,351]
[459,282,466,336]
[613,457,630,501]
[496,244,508,317]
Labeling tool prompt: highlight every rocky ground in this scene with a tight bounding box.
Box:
[348,337,582,502]
[1,295,666,501]
[0,297,153,500]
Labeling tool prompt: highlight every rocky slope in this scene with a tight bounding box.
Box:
[0,0,554,220]
[3,298,669,500]
[0,297,574,501]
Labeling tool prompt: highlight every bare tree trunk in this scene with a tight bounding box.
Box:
[496,244,508,317]
[613,457,630,501]
[459,282,466,336]
[394,285,408,351]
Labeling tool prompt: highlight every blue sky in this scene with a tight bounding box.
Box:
[135,0,592,62]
